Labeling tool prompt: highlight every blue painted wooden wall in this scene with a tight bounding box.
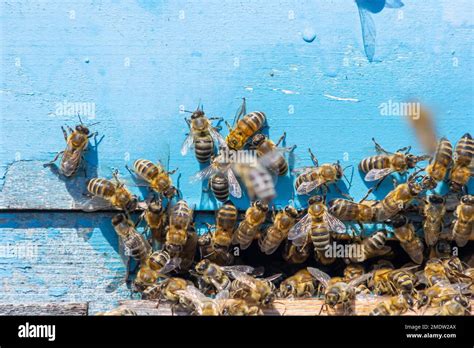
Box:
[0,0,472,312]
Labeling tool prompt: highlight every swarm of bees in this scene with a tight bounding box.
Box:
[46,101,472,316]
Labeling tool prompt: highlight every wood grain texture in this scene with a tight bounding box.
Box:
[0,302,88,316]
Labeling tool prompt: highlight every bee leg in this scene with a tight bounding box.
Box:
[43,151,64,167]
[373,174,389,191]
[61,126,68,141]
[275,132,287,147]
[67,125,74,134]
[372,138,390,155]
[167,168,178,175]
[308,148,319,167]
[397,145,411,154]
[359,187,375,203]
[225,120,233,132]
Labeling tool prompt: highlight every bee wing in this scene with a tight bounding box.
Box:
[215,289,230,301]
[323,212,346,234]
[226,168,242,198]
[288,214,312,246]
[180,133,195,156]
[364,168,394,182]
[221,265,255,274]
[78,196,114,212]
[176,285,210,309]
[306,267,331,288]
[158,257,182,275]
[209,127,227,148]
[296,178,323,195]
[227,270,258,290]
[291,166,314,175]
[265,273,282,283]
[357,6,376,62]
[385,0,404,9]
[190,165,219,183]
[61,149,82,174]
[348,272,373,288]
[117,238,129,266]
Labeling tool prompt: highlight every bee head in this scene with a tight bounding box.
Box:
[461,195,474,205]
[325,291,339,307]
[405,154,418,169]
[126,196,138,212]
[308,195,324,205]
[165,243,183,254]
[284,206,298,218]
[417,292,429,308]
[191,110,205,119]
[408,180,422,195]
[195,259,210,273]
[148,200,163,214]
[434,239,451,256]
[390,215,408,228]
[454,295,469,308]
[251,133,266,147]
[421,176,437,190]
[76,124,90,135]
[403,293,414,307]
[428,194,445,205]
[164,186,178,199]
[262,293,275,306]
[254,200,269,212]
[335,162,344,180]
[111,213,127,226]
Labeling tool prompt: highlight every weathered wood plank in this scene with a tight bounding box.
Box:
[117,298,474,316]
[0,302,88,316]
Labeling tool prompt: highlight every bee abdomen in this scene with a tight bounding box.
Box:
[311,223,330,252]
[210,174,229,202]
[134,159,161,180]
[453,220,471,247]
[359,155,389,173]
[454,133,473,166]
[329,199,357,220]
[194,135,214,163]
[367,231,386,251]
[433,138,453,166]
[87,178,116,197]
[239,112,266,136]
[217,204,238,231]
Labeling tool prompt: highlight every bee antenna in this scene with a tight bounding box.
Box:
[78,114,83,124]
[87,122,100,127]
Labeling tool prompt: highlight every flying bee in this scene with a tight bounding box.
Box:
[85,170,138,213]
[282,236,311,264]
[307,267,372,315]
[450,133,473,192]
[359,138,428,189]
[191,149,242,202]
[278,269,319,299]
[233,200,268,250]
[259,205,299,255]
[232,162,276,203]
[328,198,377,223]
[390,215,424,264]
[164,200,193,254]
[111,213,152,281]
[350,230,392,262]
[44,116,99,177]
[191,259,256,293]
[181,104,226,163]
[251,133,295,176]
[370,293,414,316]
[228,270,281,307]
[130,159,178,199]
[452,195,474,247]
[422,194,446,246]
[288,195,346,265]
[225,98,266,150]
[293,149,348,197]
[422,137,453,190]
[134,250,181,292]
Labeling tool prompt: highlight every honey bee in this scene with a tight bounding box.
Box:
[429,238,452,259]
[176,285,223,316]
[232,162,276,203]
[370,263,395,295]
[211,201,238,251]
[328,198,377,223]
[422,137,453,190]
[191,150,242,202]
[436,297,471,316]
[142,277,191,304]
[225,98,266,150]
[343,264,365,281]
[233,200,268,250]
[278,269,318,298]
[390,215,424,264]
[307,267,372,315]
[220,298,262,316]
[450,133,473,192]
[422,195,446,246]
[228,270,281,307]
[172,225,198,272]
[288,195,346,265]
[164,200,193,254]
[44,117,99,177]
[421,259,450,287]
[137,197,167,249]
[192,259,255,293]
[293,149,346,197]
[111,213,152,281]
[130,159,177,199]
[96,307,137,316]
[86,170,138,213]
[282,237,312,264]
[368,175,423,221]
[359,138,428,189]
[452,195,474,247]
[417,281,470,311]
[259,205,299,255]
[387,267,419,295]
[198,233,235,266]
[370,293,414,316]
[134,250,181,292]
[181,105,226,163]
[350,230,391,262]
[251,133,295,176]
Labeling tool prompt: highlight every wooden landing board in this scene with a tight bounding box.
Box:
[0,302,88,316]
[118,297,474,316]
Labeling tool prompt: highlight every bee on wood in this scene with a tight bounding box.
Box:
[96,307,137,316]
[164,200,193,254]
[191,150,242,202]
[278,269,319,299]
[421,137,453,190]
[293,149,349,197]
[251,133,296,176]
[142,277,191,305]
[452,195,474,247]
[176,285,224,316]
[134,250,181,292]
[44,116,100,177]
[233,200,268,250]
[181,104,226,163]
[422,194,446,247]
[390,215,424,264]
[228,270,281,308]
[225,98,266,150]
[288,195,346,265]
[130,159,178,199]
[370,293,414,316]
[85,170,138,213]
[359,138,428,189]
[450,133,473,192]
[259,205,299,255]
